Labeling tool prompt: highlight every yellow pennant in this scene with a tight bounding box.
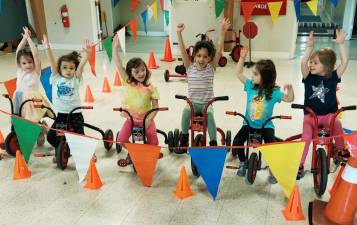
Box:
[306,0,318,16]
[151,0,158,23]
[268,2,283,24]
[258,141,305,197]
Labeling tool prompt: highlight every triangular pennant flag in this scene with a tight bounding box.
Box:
[113,0,120,7]
[294,0,300,21]
[306,0,318,16]
[0,0,3,16]
[258,142,305,197]
[151,0,158,23]
[147,4,153,21]
[343,128,354,134]
[330,0,338,7]
[65,133,98,183]
[11,116,42,163]
[88,45,96,76]
[141,9,148,34]
[215,0,226,18]
[130,18,137,43]
[4,78,17,98]
[268,2,283,24]
[164,10,169,27]
[125,143,161,187]
[241,2,256,23]
[188,147,227,200]
[130,0,139,12]
[40,67,52,102]
[160,0,164,11]
[117,28,126,54]
[102,38,113,62]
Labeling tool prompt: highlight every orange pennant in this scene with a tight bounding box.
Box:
[241,2,256,23]
[88,45,96,76]
[130,19,137,43]
[124,143,161,187]
[4,78,17,98]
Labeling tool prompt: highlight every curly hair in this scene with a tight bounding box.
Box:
[192,40,216,61]
[310,48,336,78]
[16,49,34,65]
[57,51,81,75]
[253,59,278,100]
[125,57,151,86]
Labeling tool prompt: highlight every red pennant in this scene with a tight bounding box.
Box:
[88,45,96,76]
[4,78,17,98]
[130,0,140,12]
[241,2,256,23]
[130,19,137,43]
[124,143,161,187]
[160,0,164,11]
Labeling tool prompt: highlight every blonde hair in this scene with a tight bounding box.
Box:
[310,48,336,78]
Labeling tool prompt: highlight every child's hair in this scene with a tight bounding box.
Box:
[254,59,277,100]
[57,51,81,75]
[125,57,151,86]
[192,40,216,61]
[16,49,34,65]
[310,48,336,78]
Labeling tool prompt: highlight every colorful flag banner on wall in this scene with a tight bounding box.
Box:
[103,38,113,62]
[215,0,226,18]
[151,0,158,23]
[306,0,318,16]
[294,0,300,21]
[160,0,164,11]
[117,28,126,54]
[130,0,139,12]
[164,10,169,27]
[130,18,137,43]
[141,9,148,34]
[241,2,256,23]
[267,2,283,23]
[88,45,97,76]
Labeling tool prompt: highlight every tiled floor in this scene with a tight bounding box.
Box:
[0,37,357,225]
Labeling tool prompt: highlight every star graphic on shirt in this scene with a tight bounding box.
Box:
[309,81,329,103]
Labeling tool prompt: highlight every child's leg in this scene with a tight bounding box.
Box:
[232,125,249,162]
[181,105,191,135]
[145,121,159,145]
[301,114,314,165]
[206,105,217,144]
[47,113,67,148]
[318,114,344,150]
[71,113,85,134]
[117,119,133,143]
[262,128,275,143]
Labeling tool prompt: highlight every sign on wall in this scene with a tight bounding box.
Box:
[240,0,287,15]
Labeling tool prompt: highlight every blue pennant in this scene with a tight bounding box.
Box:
[294,0,300,21]
[40,67,52,102]
[330,0,338,7]
[188,147,227,200]
[141,10,148,35]
[0,0,3,16]
[113,0,120,7]
[343,128,355,134]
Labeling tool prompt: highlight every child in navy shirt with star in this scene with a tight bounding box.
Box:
[298,30,349,179]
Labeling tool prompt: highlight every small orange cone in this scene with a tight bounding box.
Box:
[113,71,122,86]
[84,85,94,103]
[328,165,345,196]
[83,159,103,190]
[102,77,111,93]
[282,185,305,221]
[0,130,4,149]
[13,150,31,180]
[148,52,159,69]
[174,166,194,199]
[161,38,176,62]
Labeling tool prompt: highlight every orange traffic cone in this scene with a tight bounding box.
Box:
[84,85,94,103]
[0,130,4,149]
[148,52,159,69]
[102,77,111,93]
[113,71,122,86]
[161,38,176,62]
[13,150,31,180]
[328,165,345,196]
[282,185,305,221]
[174,166,194,199]
[83,159,103,190]
[309,156,357,225]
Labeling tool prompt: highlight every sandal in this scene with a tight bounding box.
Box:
[296,165,305,180]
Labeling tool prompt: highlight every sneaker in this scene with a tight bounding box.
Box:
[175,133,189,154]
[209,140,217,146]
[237,161,246,177]
[268,169,277,184]
[296,165,305,180]
[37,121,48,146]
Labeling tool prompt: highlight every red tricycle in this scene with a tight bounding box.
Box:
[285,104,356,196]
[224,28,243,62]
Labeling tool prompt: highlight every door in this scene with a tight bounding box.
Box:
[30,0,47,41]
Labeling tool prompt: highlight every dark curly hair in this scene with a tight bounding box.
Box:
[125,57,151,86]
[16,49,34,65]
[57,51,81,75]
[192,40,216,62]
[253,59,279,100]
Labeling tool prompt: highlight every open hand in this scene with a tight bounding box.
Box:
[335,30,346,44]
[22,26,31,39]
[240,47,249,58]
[307,31,314,47]
[82,39,92,54]
[221,17,231,32]
[177,23,185,33]
[283,84,293,91]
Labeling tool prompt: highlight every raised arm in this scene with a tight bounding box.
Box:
[42,34,58,75]
[112,34,128,80]
[335,30,349,78]
[75,40,91,78]
[281,84,295,103]
[236,47,248,84]
[16,27,28,56]
[22,27,41,75]
[176,23,191,68]
[301,31,314,79]
[213,18,230,68]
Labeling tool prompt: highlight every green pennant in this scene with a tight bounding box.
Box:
[11,116,42,163]
[103,38,113,62]
[215,0,226,18]
[164,10,169,27]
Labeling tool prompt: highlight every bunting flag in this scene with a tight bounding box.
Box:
[151,0,158,23]
[141,9,148,34]
[113,0,120,7]
[268,2,283,24]
[130,18,137,43]
[164,10,169,27]
[40,67,52,102]
[88,45,97,76]
[3,78,17,98]
[258,142,305,198]
[306,0,318,16]
[331,0,338,7]
[215,0,226,18]
[125,143,161,187]
[65,133,98,183]
[160,0,164,11]
[188,147,227,200]
[117,28,126,54]
[294,0,300,21]
[130,0,140,12]
[241,2,256,23]
[0,0,2,16]
[102,38,113,62]
[11,116,42,163]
